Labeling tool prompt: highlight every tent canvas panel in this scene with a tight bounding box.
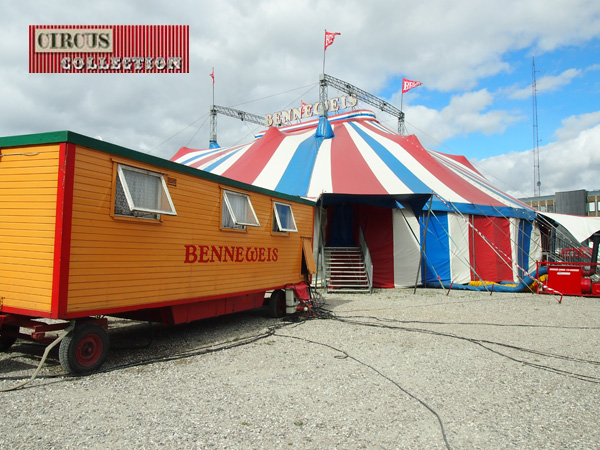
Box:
[469,216,513,282]
[529,223,543,272]
[516,218,533,279]
[355,205,395,288]
[512,218,543,280]
[420,212,452,284]
[221,126,287,182]
[392,209,421,287]
[447,213,471,284]
[418,211,471,285]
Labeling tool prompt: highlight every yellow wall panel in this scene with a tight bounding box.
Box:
[0,144,60,314]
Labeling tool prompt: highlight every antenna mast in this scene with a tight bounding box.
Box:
[532,57,541,197]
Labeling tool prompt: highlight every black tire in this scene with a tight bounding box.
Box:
[0,325,18,352]
[268,290,287,318]
[59,322,110,375]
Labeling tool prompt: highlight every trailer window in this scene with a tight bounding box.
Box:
[272,201,297,232]
[115,164,177,218]
[222,190,260,229]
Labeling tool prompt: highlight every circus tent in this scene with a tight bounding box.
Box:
[171,110,541,288]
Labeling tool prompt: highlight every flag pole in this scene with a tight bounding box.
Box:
[209,67,217,147]
[400,90,404,113]
[322,29,326,74]
[399,82,405,135]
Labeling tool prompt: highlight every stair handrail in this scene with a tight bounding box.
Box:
[359,227,373,293]
[316,222,327,289]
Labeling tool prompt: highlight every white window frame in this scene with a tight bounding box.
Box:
[116,164,177,216]
[273,201,298,233]
[222,190,260,228]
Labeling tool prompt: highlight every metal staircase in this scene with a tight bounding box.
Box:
[324,247,371,293]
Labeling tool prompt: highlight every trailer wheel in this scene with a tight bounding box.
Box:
[0,325,18,352]
[268,290,287,318]
[59,323,109,375]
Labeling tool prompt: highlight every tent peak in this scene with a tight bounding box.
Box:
[315,116,334,139]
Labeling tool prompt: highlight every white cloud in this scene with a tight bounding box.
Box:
[390,90,524,148]
[509,68,583,99]
[554,111,600,141]
[473,116,600,198]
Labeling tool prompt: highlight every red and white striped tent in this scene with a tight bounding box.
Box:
[171,110,541,288]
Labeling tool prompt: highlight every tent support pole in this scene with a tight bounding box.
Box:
[316,205,324,289]
[414,195,434,294]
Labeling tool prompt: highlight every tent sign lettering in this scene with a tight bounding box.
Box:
[184,244,279,263]
[265,94,357,126]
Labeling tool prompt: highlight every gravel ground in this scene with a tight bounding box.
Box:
[1,288,599,450]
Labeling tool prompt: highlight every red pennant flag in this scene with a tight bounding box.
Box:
[301,101,308,114]
[324,31,341,50]
[210,68,214,85]
[402,78,422,93]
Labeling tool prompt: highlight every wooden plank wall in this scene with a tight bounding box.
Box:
[0,144,60,314]
[67,146,313,315]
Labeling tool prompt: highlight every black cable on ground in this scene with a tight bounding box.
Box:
[330,314,600,365]
[300,285,337,320]
[330,316,600,384]
[275,332,452,450]
[340,313,600,331]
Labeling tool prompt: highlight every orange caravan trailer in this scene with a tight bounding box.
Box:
[0,131,316,374]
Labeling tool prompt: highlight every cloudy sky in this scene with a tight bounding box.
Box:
[3,0,600,198]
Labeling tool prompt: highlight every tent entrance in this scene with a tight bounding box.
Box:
[316,194,432,289]
[326,204,356,247]
[322,203,396,288]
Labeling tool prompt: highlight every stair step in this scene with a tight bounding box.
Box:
[327,258,364,262]
[327,286,370,291]
[329,275,366,278]
[329,278,368,283]
[328,262,363,265]
[329,271,366,274]
[323,246,370,293]
[327,289,371,293]
[329,284,370,288]
[329,269,364,272]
